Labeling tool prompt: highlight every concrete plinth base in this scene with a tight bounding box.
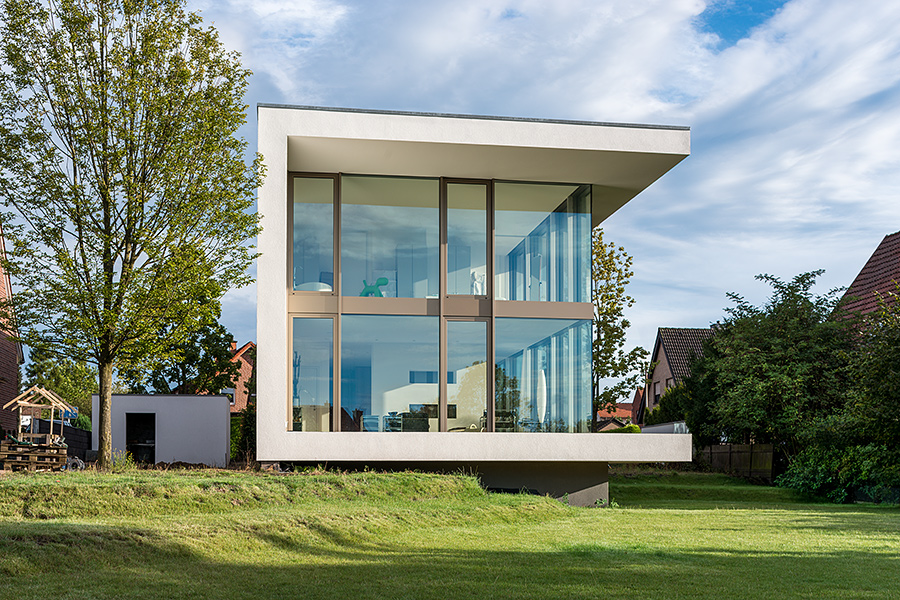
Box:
[473,461,609,506]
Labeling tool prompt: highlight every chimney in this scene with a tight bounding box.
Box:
[230,341,237,353]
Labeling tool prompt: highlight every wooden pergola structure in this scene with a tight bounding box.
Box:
[2,386,76,443]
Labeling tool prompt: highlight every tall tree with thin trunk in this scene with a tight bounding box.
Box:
[0,0,263,468]
[592,228,647,429]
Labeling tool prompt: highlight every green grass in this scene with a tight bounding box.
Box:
[0,468,898,599]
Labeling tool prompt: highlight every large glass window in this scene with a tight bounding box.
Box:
[341,315,439,431]
[341,176,439,299]
[292,177,334,292]
[447,183,488,295]
[495,318,592,433]
[494,183,590,303]
[447,320,487,432]
[291,318,334,431]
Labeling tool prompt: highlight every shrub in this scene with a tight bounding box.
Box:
[602,424,641,433]
[71,413,92,431]
[777,443,900,503]
[110,449,137,473]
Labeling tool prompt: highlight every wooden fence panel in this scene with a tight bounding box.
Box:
[700,443,775,481]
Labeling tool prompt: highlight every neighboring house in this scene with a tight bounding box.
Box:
[0,232,24,436]
[638,327,713,424]
[630,388,644,423]
[256,105,693,505]
[596,417,630,432]
[841,230,900,316]
[226,341,255,414]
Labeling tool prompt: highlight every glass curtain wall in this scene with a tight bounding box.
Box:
[341,176,439,298]
[341,315,439,432]
[291,174,594,434]
[447,183,488,295]
[291,318,334,431]
[494,318,592,433]
[494,183,590,303]
[447,321,488,432]
[292,177,334,291]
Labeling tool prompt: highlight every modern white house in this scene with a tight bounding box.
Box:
[256,105,692,505]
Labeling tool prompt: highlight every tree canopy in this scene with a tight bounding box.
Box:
[120,320,240,395]
[645,270,900,502]
[0,0,262,468]
[649,271,856,456]
[24,345,98,418]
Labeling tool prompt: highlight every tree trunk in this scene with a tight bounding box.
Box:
[97,360,114,469]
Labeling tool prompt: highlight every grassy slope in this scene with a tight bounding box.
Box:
[0,469,898,600]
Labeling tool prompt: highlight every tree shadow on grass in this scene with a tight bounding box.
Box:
[0,521,898,600]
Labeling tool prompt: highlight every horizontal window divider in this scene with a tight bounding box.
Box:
[288,295,340,314]
[443,297,491,317]
[340,297,440,316]
[494,300,593,320]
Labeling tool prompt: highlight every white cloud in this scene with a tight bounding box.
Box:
[192,0,350,101]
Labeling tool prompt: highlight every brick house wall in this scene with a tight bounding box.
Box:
[0,233,22,435]
[229,342,255,414]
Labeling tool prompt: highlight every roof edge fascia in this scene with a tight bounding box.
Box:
[257,103,691,133]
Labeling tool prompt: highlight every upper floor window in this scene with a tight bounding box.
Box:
[447,182,488,296]
[341,175,439,299]
[292,176,335,292]
[494,182,590,303]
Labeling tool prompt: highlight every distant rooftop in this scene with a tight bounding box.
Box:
[657,327,715,382]
[842,231,900,315]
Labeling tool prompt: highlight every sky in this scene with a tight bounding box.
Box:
[195,0,900,377]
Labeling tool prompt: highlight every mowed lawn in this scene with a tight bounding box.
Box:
[0,468,898,600]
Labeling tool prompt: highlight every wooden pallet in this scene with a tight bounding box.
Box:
[0,441,67,471]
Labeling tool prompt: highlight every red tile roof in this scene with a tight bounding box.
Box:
[597,402,633,420]
[842,231,900,316]
[229,341,256,414]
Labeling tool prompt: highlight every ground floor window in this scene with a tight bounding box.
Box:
[291,318,334,431]
[495,318,592,433]
[290,315,590,432]
[341,315,439,431]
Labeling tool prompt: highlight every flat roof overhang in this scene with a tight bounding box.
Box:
[258,104,691,227]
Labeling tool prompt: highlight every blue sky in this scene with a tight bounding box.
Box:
[196,0,900,385]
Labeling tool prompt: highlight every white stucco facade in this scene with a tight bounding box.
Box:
[256,105,692,485]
